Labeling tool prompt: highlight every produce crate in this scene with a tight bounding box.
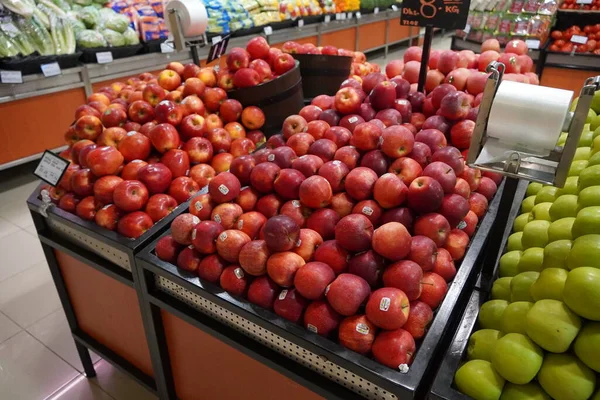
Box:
[135,180,507,399]
[428,289,485,400]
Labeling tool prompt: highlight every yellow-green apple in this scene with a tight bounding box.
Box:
[531,267,567,301]
[563,267,600,320]
[491,277,512,301]
[549,195,578,221]
[574,322,600,372]
[569,160,589,177]
[499,250,522,277]
[572,206,600,238]
[454,360,505,400]
[510,271,539,302]
[578,186,600,209]
[543,239,572,270]
[517,247,544,273]
[556,176,579,197]
[501,301,533,334]
[507,232,523,251]
[538,353,596,400]
[467,329,502,361]
[548,217,575,242]
[529,202,552,221]
[491,333,543,384]
[513,213,531,232]
[535,186,558,204]
[500,382,550,400]
[526,299,582,352]
[521,220,550,249]
[567,234,600,270]
[521,196,535,213]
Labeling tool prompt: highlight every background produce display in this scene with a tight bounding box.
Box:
[455,0,558,46]
[453,92,600,400]
[549,24,600,54]
[559,0,600,10]
[42,59,268,238]
[152,52,505,370]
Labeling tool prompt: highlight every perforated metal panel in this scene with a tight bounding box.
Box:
[156,276,398,400]
[47,218,131,271]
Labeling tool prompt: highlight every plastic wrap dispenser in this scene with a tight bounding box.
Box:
[466,61,600,188]
[165,0,209,64]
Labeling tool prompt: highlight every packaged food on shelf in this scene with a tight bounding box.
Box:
[549,24,600,54]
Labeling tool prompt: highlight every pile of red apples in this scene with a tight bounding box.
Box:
[279,40,382,79]
[216,37,297,90]
[43,61,267,239]
[387,39,538,96]
[154,85,502,368]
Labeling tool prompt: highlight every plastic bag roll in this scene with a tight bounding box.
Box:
[476,81,573,164]
[165,0,208,38]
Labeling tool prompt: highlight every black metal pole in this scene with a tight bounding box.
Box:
[191,45,200,65]
[417,26,434,93]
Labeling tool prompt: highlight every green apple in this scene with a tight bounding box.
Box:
[574,147,592,161]
[592,91,600,114]
[510,271,539,302]
[517,247,544,273]
[547,217,575,242]
[590,114,600,131]
[525,299,582,352]
[578,186,600,210]
[491,277,512,301]
[455,360,505,400]
[499,251,522,277]
[595,125,600,138]
[538,353,596,400]
[579,130,594,147]
[467,329,502,362]
[564,267,600,320]
[574,322,600,372]
[501,301,533,334]
[588,108,597,123]
[579,164,600,190]
[589,151,600,167]
[521,221,550,249]
[530,268,567,301]
[593,136,600,156]
[526,182,543,197]
[567,234,600,270]
[556,176,579,196]
[549,195,578,221]
[506,232,523,252]
[534,186,558,204]
[500,382,550,400]
[491,333,543,384]
[557,132,568,147]
[543,239,572,270]
[572,206,600,238]
[521,196,536,214]
[569,160,589,177]
[528,202,552,221]
[570,97,579,112]
[593,389,600,400]
[513,213,530,232]
[479,300,509,331]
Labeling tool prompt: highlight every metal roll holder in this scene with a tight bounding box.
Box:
[165,3,209,65]
[467,61,600,286]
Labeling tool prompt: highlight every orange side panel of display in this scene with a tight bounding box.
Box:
[55,250,154,377]
[540,67,597,93]
[161,310,324,400]
[358,21,386,51]
[0,88,85,165]
[388,24,411,44]
[321,28,357,52]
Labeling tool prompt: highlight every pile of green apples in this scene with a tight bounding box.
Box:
[453,93,600,400]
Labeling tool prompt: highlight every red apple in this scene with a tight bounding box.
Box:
[414,213,451,247]
[168,177,200,203]
[366,288,410,330]
[117,211,153,239]
[383,260,423,300]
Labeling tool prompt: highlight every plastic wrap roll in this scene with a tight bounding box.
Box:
[165,0,208,38]
[476,81,574,164]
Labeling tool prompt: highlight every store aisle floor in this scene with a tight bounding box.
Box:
[0,33,453,399]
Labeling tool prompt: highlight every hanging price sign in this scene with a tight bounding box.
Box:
[400,0,470,29]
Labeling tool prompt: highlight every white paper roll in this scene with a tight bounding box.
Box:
[165,0,208,38]
[476,81,573,165]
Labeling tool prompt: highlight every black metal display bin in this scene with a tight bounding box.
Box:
[133,180,507,400]
[26,183,192,399]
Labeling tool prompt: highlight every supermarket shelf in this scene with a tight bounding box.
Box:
[0,144,68,171]
[451,36,541,61]
[557,8,600,13]
[545,51,600,70]
[0,67,84,104]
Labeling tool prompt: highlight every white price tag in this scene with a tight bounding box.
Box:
[0,70,22,84]
[211,35,222,45]
[34,151,70,186]
[160,42,174,53]
[298,19,304,27]
[392,4,399,11]
[41,62,61,77]
[325,15,331,22]
[263,26,272,36]
[356,11,362,18]
[571,35,588,45]
[347,12,352,18]
[525,39,540,49]
[341,13,347,19]
[336,13,341,20]
[576,0,592,4]
[96,51,113,64]
[1,22,18,34]
[374,7,379,13]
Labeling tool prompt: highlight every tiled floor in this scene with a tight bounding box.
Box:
[0,33,452,399]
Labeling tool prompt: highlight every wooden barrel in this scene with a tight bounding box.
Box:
[227,61,304,137]
[292,54,353,100]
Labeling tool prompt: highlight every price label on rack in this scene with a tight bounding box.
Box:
[96,51,113,64]
[571,35,588,44]
[298,19,304,27]
[263,26,273,36]
[576,0,592,4]
[356,11,362,18]
[347,12,352,18]
[374,6,380,13]
[34,151,69,187]
[160,41,174,53]
[400,0,470,29]
[0,70,22,84]
[525,39,540,49]
[325,15,331,22]
[391,4,398,10]
[41,62,61,77]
